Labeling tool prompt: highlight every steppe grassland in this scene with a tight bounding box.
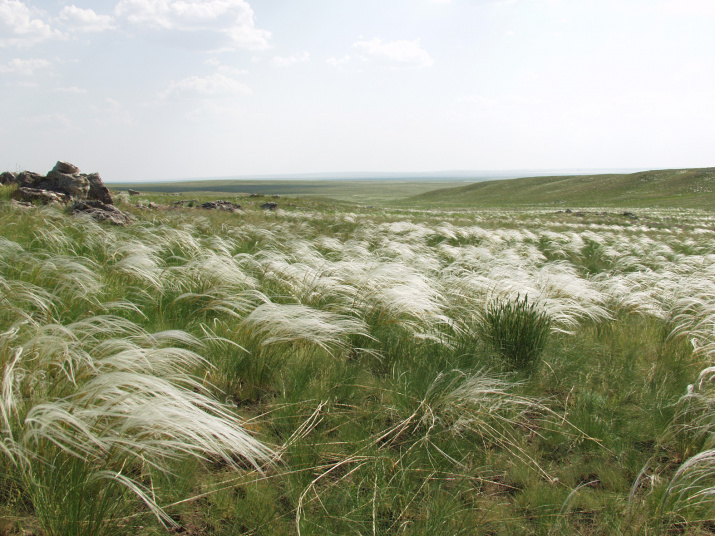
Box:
[3,188,715,534]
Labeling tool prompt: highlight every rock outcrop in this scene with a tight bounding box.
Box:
[261,202,278,211]
[5,161,131,225]
[201,200,242,212]
[71,200,132,225]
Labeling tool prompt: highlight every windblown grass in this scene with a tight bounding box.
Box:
[2,195,715,533]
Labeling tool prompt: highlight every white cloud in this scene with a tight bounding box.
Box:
[58,5,115,32]
[0,57,50,75]
[457,94,498,107]
[25,112,73,129]
[0,0,64,46]
[53,85,87,94]
[272,51,309,67]
[327,55,351,68]
[353,38,434,69]
[160,71,252,99]
[90,97,134,125]
[114,0,271,49]
[659,0,715,16]
[5,79,37,88]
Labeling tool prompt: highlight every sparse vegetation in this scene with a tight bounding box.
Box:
[3,182,715,534]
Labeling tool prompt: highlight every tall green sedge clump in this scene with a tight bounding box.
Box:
[483,294,551,371]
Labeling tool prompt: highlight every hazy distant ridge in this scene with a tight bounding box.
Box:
[111,168,646,184]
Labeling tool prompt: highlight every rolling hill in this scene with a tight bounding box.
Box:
[405,167,715,209]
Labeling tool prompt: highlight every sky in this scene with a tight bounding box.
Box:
[1,0,714,182]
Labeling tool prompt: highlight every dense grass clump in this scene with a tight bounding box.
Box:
[483,295,551,371]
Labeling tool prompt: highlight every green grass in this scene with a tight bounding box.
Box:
[405,167,715,209]
[110,178,478,204]
[111,166,715,210]
[3,185,715,535]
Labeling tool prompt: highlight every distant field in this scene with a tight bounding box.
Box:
[405,167,715,209]
[112,167,715,209]
[111,178,480,203]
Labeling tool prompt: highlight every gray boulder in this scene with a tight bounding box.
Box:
[71,200,132,225]
[12,187,71,205]
[201,200,242,212]
[128,189,141,196]
[86,173,113,205]
[52,161,80,175]
[0,171,17,185]
[44,169,90,199]
[15,171,45,188]
[261,202,278,211]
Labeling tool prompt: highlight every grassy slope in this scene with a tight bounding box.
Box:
[404,167,715,208]
[110,178,477,204]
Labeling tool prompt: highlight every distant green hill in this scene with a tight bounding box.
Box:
[404,168,715,209]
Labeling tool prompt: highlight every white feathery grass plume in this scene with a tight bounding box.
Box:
[168,288,265,320]
[1,347,25,465]
[23,370,272,470]
[0,236,26,264]
[1,314,273,528]
[241,302,371,354]
[659,369,715,523]
[660,448,715,521]
[378,368,547,477]
[31,221,77,254]
[593,270,666,318]
[34,254,103,301]
[177,252,258,292]
[668,367,715,453]
[107,240,165,291]
[253,245,358,309]
[153,225,205,259]
[442,370,538,434]
[665,265,715,361]
[345,261,451,336]
[0,275,56,324]
[442,246,609,333]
